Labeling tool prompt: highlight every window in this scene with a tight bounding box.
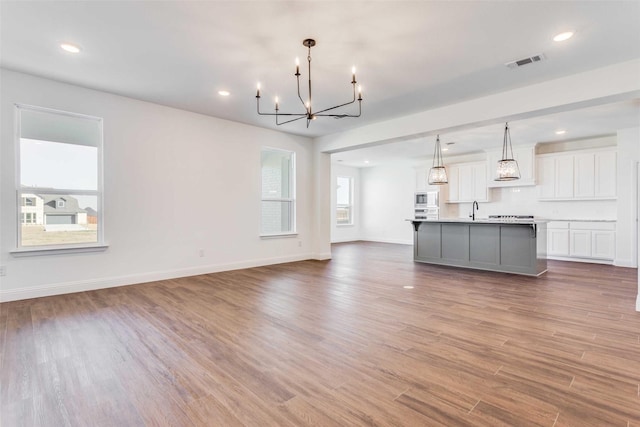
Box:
[15,104,104,250]
[336,176,354,225]
[261,148,295,236]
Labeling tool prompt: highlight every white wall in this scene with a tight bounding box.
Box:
[0,69,317,301]
[360,162,415,245]
[615,128,639,269]
[330,164,361,243]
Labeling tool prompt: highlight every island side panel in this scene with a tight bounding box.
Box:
[415,222,442,260]
[536,223,548,274]
[499,224,536,274]
[469,224,500,269]
[441,223,470,265]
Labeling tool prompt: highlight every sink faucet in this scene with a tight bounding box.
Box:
[472,200,479,221]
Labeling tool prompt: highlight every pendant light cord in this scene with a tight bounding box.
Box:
[432,135,442,167]
[503,122,514,160]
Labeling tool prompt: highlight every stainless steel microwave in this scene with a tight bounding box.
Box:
[415,191,439,208]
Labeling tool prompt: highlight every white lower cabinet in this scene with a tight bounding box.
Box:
[547,222,570,256]
[591,230,616,259]
[547,221,615,263]
[569,229,592,258]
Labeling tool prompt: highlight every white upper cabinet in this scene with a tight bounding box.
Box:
[486,145,536,187]
[573,153,595,198]
[555,155,575,199]
[537,147,616,201]
[446,161,488,203]
[594,150,616,198]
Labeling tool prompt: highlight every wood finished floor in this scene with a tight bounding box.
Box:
[1,241,639,426]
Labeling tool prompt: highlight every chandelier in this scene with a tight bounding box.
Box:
[428,135,448,185]
[255,38,363,128]
[495,122,521,181]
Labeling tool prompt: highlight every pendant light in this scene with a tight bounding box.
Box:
[428,135,448,185]
[495,122,521,181]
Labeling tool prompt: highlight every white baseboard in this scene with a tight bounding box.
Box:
[547,255,613,265]
[636,294,640,312]
[359,238,413,246]
[312,252,332,260]
[0,253,314,303]
[614,258,638,268]
[330,237,361,243]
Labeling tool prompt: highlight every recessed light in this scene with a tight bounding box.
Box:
[60,43,81,53]
[442,148,449,152]
[553,31,574,42]
[555,130,567,135]
[218,90,230,97]
[364,160,370,164]
[403,285,414,289]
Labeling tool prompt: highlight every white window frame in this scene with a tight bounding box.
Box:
[260,147,296,238]
[336,175,354,226]
[12,104,107,256]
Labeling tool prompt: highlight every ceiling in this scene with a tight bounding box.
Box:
[332,99,640,167]
[2,1,639,141]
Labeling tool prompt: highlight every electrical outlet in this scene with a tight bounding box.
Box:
[0,266,6,276]
[298,240,302,247]
[198,249,205,257]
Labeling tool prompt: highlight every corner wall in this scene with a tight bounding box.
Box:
[0,69,315,301]
[616,127,640,269]
[360,162,415,245]
[331,164,361,243]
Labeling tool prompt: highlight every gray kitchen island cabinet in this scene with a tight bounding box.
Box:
[410,219,548,276]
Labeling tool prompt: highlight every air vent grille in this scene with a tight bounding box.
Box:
[505,53,546,69]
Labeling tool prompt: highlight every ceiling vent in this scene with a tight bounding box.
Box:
[505,53,546,69]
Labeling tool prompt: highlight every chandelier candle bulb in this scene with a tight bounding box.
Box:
[295,57,300,75]
[352,66,356,84]
[256,83,261,98]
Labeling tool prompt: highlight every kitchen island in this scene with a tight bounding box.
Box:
[409,219,547,276]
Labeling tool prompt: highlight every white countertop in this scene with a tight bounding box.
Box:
[545,218,616,222]
[408,218,546,225]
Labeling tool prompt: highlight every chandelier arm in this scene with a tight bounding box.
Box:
[314,83,362,117]
[296,73,307,110]
[276,115,308,126]
[257,106,306,117]
[315,99,362,118]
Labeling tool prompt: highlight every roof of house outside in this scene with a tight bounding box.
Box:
[39,194,87,215]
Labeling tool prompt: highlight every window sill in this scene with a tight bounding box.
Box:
[10,244,109,257]
[336,224,355,227]
[260,233,298,239]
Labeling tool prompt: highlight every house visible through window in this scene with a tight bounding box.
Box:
[16,104,103,249]
[261,148,296,235]
[336,176,354,225]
